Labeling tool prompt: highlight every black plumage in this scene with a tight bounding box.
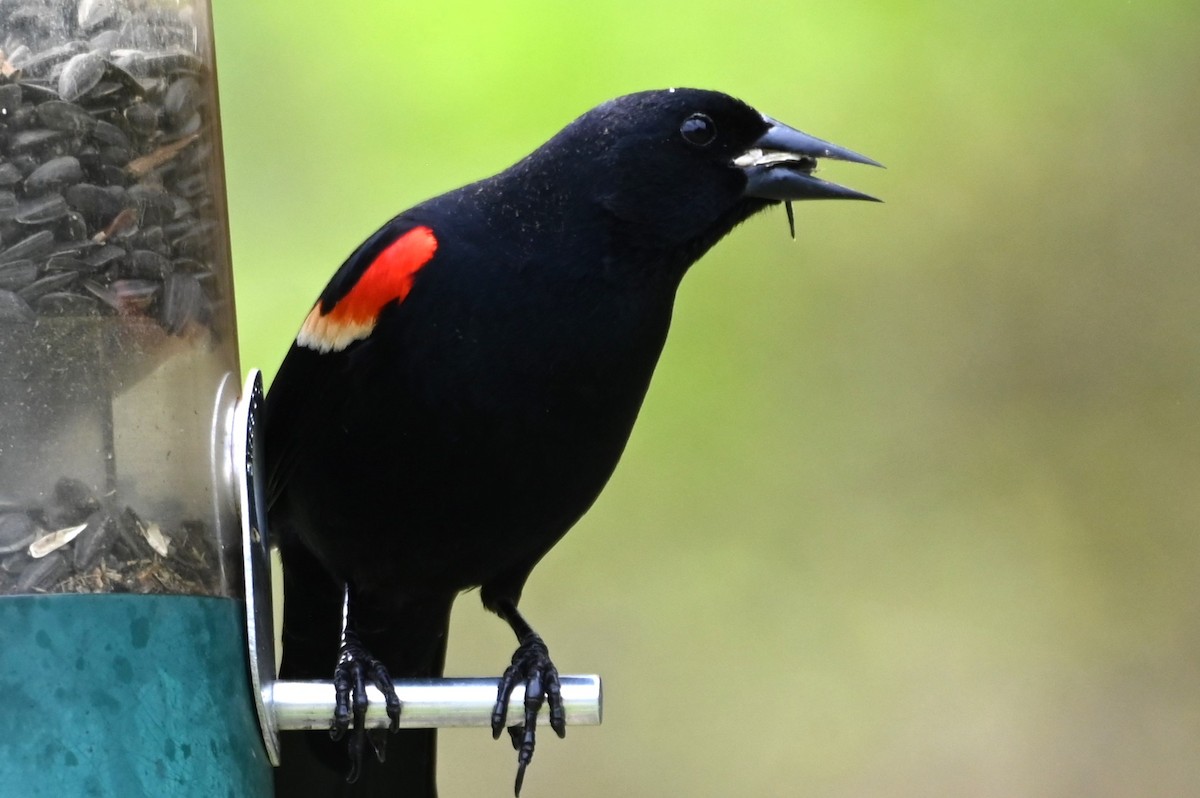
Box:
[265,88,879,797]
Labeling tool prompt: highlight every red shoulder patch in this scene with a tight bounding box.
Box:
[297,226,438,353]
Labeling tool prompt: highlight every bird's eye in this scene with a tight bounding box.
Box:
[680,113,717,146]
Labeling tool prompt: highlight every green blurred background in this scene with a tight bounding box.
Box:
[212,1,1200,795]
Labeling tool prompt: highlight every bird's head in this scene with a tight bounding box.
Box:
[531,88,881,256]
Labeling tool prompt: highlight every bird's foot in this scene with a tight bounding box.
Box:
[330,631,401,783]
[491,634,566,796]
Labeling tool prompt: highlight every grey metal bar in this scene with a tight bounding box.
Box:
[267,675,603,731]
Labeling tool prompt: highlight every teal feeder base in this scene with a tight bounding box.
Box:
[0,594,273,797]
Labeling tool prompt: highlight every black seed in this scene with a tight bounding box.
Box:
[37,291,98,315]
[161,271,205,333]
[14,193,69,224]
[7,128,68,155]
[172,173,206,199]
[111,277,158,301]
[23,156,84,195]
[88,30,121,53]
[0,290,36,323]
[14,81,61,104]
[84,244,126,269]
[80,80,120,105]
[98,144,131,166]
[6,46,34,69]
[163,76,199,128]
[136,50,203,77]
[17,42,88,79]
[123,101,158,135]
[0,513,37,555]
[36,100,97,133]
[79,0,120,31]
[56,209,89,241]
[81,278,118,309]
[18,271,78,301]
[0,164,21,187]
[53,477,101,521]
[125,184,174,226]
[172,223,215,258]
[97,60,144,97]
[90,118,130,148]
[170,258,206,275]
[64,182,125,225]
[0,230,56,263]
[73,510,116,571]
[0,262,37,291]
[14,551,68,592]
[170,196,193,219]
[49,241,87,259]
[6,104,41,131]
[115,506,156,558]
[58,51,106,102]
[117,15,160,50]
[125,248,169,278]
[162,219,192,240]
[98,164,127,186]
[110,49,147,75]
[8,155,41,178]
[1,551,35,576]
[167,111,201,138]
[75,143,102,171]
[46,254,94,273]
[133,225,166,253]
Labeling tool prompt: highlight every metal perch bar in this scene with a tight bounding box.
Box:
[267,674,603,731]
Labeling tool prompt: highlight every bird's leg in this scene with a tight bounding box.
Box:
[488,597,566,796]
[329,583,402,782]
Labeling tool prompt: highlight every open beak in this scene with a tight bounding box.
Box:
[738,115,883,203]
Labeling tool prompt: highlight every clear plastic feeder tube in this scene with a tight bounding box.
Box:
[0,0,240,597]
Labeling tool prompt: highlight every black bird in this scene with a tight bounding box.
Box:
[264,87,879,798]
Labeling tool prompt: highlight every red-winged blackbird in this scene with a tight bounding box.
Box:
[265,88,879,798]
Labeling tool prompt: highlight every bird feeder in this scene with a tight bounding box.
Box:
[0,1,271,793]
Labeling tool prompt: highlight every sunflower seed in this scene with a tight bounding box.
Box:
[73,510,116,571]
[0,290,36,322]
[0,261,37,291]
[29,523,88,558]
[0,513,38,555]
[14,193,69,224]
[161,271,205,333]
[18,270,78,301]
[7,128,67,155]
[57,51,106,101]
[79,0,120,32]
[35,99,96,133]
[0,164,22,186]
[36,291,98,315]
[13,551,67,592]
[24,155,84,195]
[0,230,56,263]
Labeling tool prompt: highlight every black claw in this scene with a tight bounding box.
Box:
[329,631,401,783]
[344,728,366,784]
[490,634,566,795]
[514,760,528,797]
[545,672,566,738]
